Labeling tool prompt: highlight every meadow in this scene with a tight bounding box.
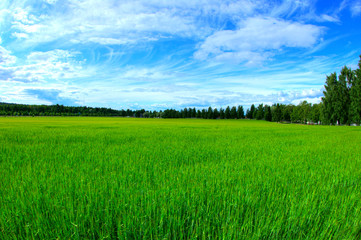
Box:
[1,117,361,239]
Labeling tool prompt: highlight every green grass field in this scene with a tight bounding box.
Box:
[1,117,361,239]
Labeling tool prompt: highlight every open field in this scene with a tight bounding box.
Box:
[1,117,361,239]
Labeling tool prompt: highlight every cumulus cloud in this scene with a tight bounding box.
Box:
[0,49,84,83]
[275,89,324,104]
[194,17,323,65]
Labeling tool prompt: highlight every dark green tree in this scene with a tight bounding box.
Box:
[192,108,196,118]
[322,66,352,125]
[225,106,231,119]
[264,105,272,121]
[337,66,351,124]
[272,103,282,122]
[201,109,207,119]
[230,106,237,119]
[207,106,213,119]
[237,105,244,119]
[310,103,322,124]
[350,56,361,125]
[220,108,225,119]
[196,110,202,118]
[291,104,301,123]
[322,72,338,124]
[246,104,255,119]
[282,104,293,122]
[299,101,312,124]
[213,108,219,119]
[255,104,264,120]
[183,108,188,118]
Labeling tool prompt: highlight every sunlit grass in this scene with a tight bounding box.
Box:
[1,117,361,239]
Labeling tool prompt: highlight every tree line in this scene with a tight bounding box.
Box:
[0,101,318,123]
[0,100,325,124]
[0,103,146,117]
[1,55,360,125]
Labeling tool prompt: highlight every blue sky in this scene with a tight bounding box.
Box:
[0,0,360,110]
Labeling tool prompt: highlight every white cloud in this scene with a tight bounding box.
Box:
[5,0,265,46]
[0,8,10,21]
[12,7,37,24]
[44,0,58,4]
[351,1,361,16]
[0,49,85,83]
[0,46,16,65]
[121,67,175,81]
[27,49,79,63]
[87,37,134,45]
[270,0,311,18]
[320,14,340,23]
[9,1,201,45]
[336,0,361,17]
[12,32,29,39]
[194,17,323,65]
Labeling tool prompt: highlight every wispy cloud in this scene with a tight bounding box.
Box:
[334,0,361,17]
[351,1,361,16]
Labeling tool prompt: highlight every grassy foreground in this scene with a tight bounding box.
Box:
[1,117,361,239]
